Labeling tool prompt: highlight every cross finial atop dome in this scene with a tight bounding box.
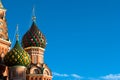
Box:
[16,24,19,41]
[32,6,36,22]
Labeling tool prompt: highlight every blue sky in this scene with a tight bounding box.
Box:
[3,0,120,80]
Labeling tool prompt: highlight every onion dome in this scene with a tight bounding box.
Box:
[22,21,46,49]
[4,40,31,67]
[4,26,31,67]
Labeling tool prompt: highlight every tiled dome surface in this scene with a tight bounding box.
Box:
[22,22,46,48]
[4,40,31,67]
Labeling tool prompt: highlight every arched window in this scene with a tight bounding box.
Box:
[44,70,49,76]
[33,69,39,74]
[34,55,38,64]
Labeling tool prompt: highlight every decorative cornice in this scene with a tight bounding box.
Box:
[0,38,11,46]
[26,74,52,78]
[24,46,45,51]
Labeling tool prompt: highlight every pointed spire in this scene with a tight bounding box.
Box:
[32,6,36,22]
[16,24,19,41]
[0,0,4,9]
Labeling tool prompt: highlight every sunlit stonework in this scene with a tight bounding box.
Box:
[0,1,52,80]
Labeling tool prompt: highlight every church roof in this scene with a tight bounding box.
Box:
[4,40,31,67]
[22,21,46,49]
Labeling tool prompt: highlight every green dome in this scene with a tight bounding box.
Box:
[4,40,31,67]
[22,21,46,48]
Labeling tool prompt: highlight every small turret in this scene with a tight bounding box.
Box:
[4,25,31,80]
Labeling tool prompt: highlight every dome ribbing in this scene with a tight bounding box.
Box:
[4,40,31,67]
[22,21,46,48]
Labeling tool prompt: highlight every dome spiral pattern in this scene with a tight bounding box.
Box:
[22,22,46,48]
[4,40,31,67]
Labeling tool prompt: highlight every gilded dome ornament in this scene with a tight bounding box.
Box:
[22,9,46,49]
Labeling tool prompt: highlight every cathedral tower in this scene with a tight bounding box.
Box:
[0,0,11,58]
[0,1,52,79]
[4,28,31,80]
[0,0,11,79]
[22,11,52,80]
